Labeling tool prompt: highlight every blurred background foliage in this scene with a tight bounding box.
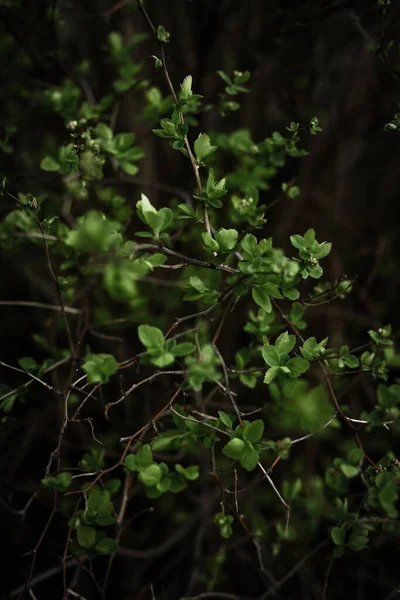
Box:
[1,1,400,599]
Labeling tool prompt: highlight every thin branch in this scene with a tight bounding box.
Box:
[104,370,185,418]
[137,0,212,236]
[0,301,82,314]
[261,540,329,599]
[0,359,59,393]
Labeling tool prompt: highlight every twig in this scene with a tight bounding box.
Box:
[260,540,329,599]
[137,0,212,236]
[0,301,82,314]
[104,370,185,417]
[0,359,59,393]
[132,243,239,274]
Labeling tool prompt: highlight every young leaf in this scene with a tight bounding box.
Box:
[138,325,164,351]
[264,366,281,384]
[96,538,119,555]
[194,133,217,162]
[40,156,60,171]
[275,331,296,355]
[244,420,264,443]
[218,411,233,429]
[135,444,153,468]
[222,438,246,460]
[240,445,260,471]
[261,345,281,367]
[214,228,238,251]
[138,464,162,487]
[77,525,97,548]
[286,356,310,378]
[180,75,193,100]
[331,526,346,546]
[252,287,272,313]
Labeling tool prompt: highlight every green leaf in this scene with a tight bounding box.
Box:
[18,357,38,373]
[194,133,217,162]
[65,211,122,253]
[95,538,119,555]
[171,342,196,357]
[275,331,296,355]
[82,353,118,384]
[201,231,219,252]
[138,324,164,351]
[286,356,310,378]
[105,479,121,494]
[151,352,175,367]
[241,234,258,257]
[252,287,272,313]
[214,228,238,252]
[135,444,153,468]
[77,525,97,548]
[150,55,162,68]
[157,25,170,43]
[222,438,246,460]
[345,355,360,369]
[244,420,264,443]
[290,234,305,251]
[124,455,137,471]
[218,411,233,429]
[136,194,159,231]
[175,464,199,481]
[240,445,260,471]
[180,75,192,100]
[331,526,346,546]
[42,472,72,492]
[261,345,280,367]
[113,133,134,153]
[339,463,359,478]
[264,366,280,384]
[138,464,162,487]
[151,432,186,451]
[347,534,368,551]
[40,156,60,171]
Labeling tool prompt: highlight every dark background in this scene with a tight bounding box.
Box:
[1,1,400,599]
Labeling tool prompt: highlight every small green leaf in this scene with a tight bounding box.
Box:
[40,156,60,171]
[222,438,246,460]
[135,444,153,468]
[77,525,97,548]
[180,75,193,99]
[218,411,233,429]
[261,345,280,367]
[82,353,118,384]
[124,455,137,471]
[240,445,260,471]
[286,356,310,378]
[252,287,272,313]
[95,538,119,555]
[138,464,162,487]
[194,133,217,162]
[214,228,238,252]
[171,342,196,357]
[151,352,175,367]
[175,464,199,481]
[157,25,170,43]
[138,325,164,351]
[244,420,264,443]
[264,366,280,384]
[18,357,38,373]
[150,55,162,68]
[275,331,296,355]
[331,526,346,546]
[339,463,359,478]
[42,472,72,492]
